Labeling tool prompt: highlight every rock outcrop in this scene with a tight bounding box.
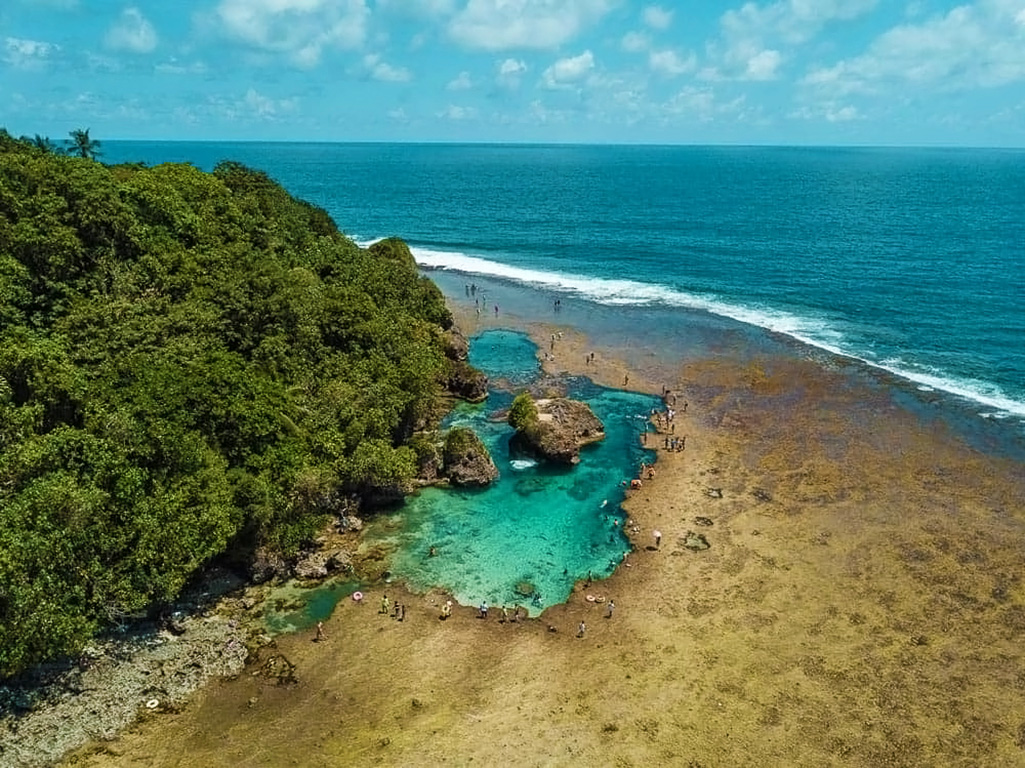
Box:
[446,359,488,402]
[442,427,498,486]
[442,327,469,361]
[509,394,605,465]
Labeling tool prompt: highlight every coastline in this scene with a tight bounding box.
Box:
[58,287,1025,766]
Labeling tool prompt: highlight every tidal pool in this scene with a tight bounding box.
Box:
[364,330,658,614]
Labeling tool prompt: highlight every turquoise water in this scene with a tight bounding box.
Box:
[364,331,658,614]
[263,578,361,634]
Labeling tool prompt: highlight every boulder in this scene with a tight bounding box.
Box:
[510,396,605,465]
[249,546,289,583]
[293,548,352,580]
[442,427,499,487]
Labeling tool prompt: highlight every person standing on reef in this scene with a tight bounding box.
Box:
[381,595,390,614]
[606,600,615,619]
[653,530,662,549]
[399,603,406,622]
[578,620,586,637]
[315,621,326,641]
[494,304,499,316]
[624,374,629,386]
[479,600,488,619]
[441,601,452,620]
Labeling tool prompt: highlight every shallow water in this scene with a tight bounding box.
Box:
[262,578,361,635]
[364,331,657,614]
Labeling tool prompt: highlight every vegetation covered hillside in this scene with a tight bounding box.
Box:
[0,131,457,677]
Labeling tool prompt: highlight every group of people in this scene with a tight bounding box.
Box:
[664,435,686,452]
[316,589,617,642]
[379,594,406,621]
[475,601,527,623]
[465,283,501,317]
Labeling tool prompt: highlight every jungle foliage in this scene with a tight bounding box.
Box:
[0,130,457,677]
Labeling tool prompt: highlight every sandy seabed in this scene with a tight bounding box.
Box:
[66,305,1025,768]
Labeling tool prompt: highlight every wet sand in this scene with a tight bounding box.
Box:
[66,304,1025,767]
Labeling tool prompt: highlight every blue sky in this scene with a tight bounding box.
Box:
[2,0,1024,145]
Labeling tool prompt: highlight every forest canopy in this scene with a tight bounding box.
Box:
[0,130,458,677]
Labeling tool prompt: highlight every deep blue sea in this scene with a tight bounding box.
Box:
[104,142,1025,445]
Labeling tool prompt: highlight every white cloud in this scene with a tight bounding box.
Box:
[448,0,612,50]
[648,49,695,77]
[499,58,527,76]
[243,88,297,118]
[496,57,527,87]
[363,53,412,82]
[105,8,158,54]
[217,0,369,67]
[803,1,1025,94]
[3,37,59,69]
[155,58,207,75]
[642,5,673,30]
[439,104,478,120]
[721,0,878,45]
[621,31,650,52]
[710,0,877,80]
[663,86,750,123]
[791,102,861,122]
[377,0,455,16]
[745,48,781,80]
[447,70,473,90]
[542,50,595,88]
[388,106,409,121]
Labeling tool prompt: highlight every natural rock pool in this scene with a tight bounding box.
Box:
[362,330,659,614]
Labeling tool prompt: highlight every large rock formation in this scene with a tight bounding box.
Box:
[508,393,605,465]
[442,427,499,486]
[446,359,489,402]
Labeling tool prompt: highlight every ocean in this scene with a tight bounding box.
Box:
[103,142,1025,452]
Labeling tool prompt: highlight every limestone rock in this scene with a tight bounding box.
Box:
[510,397,605,465]
[442,326,469,361]
[446,359,489,403]
[250,546,288,584]
[442,427,498,487]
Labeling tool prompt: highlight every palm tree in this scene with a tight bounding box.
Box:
[67,128,101,160]
[29,134,63,154]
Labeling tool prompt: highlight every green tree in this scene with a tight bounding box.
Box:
[67,128,101,160]
[508,392,539,432]
[0,137,484,677]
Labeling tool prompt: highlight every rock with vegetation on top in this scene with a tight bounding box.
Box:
[442,427,499,486]
[446,359,489,402]
[442,326,470,361]
[507,392,605,465]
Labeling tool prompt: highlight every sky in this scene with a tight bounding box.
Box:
[2,0,1024,146]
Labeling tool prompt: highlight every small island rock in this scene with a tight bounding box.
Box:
[508,393,605,465]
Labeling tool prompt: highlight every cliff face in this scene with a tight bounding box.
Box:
[510,397,605,465]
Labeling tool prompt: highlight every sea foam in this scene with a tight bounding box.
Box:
[398,243,1025,424]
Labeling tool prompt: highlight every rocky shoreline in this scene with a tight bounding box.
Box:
[0,572,254,768]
